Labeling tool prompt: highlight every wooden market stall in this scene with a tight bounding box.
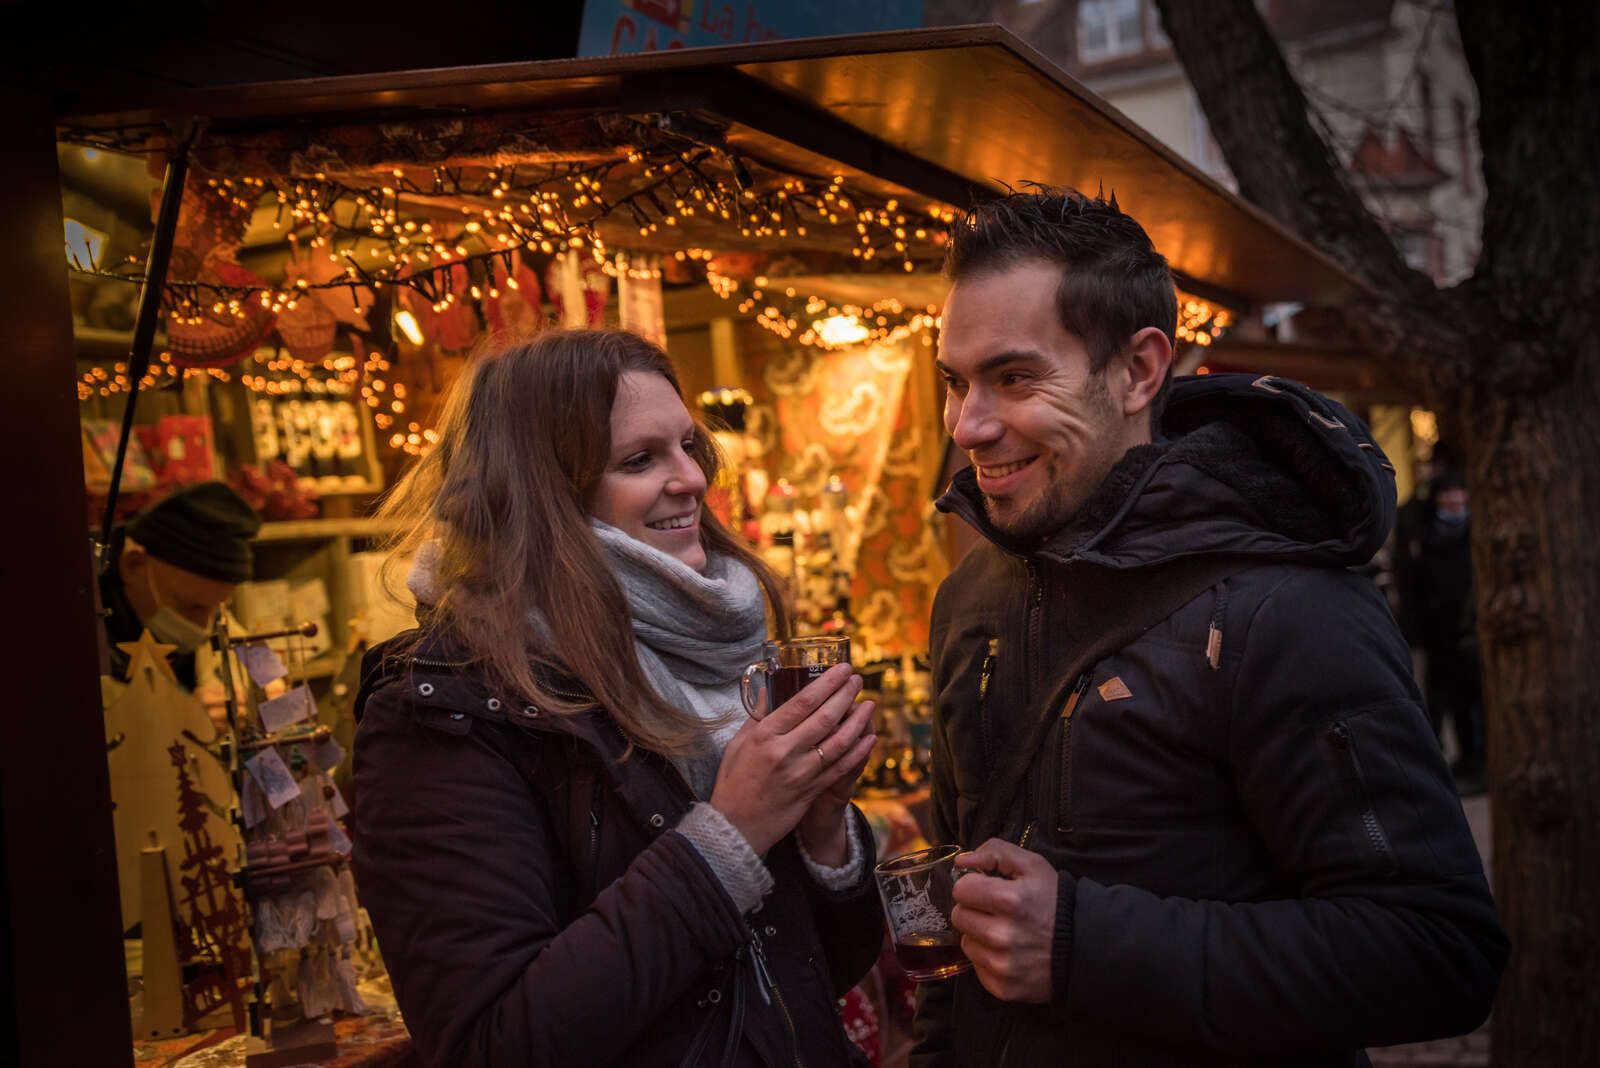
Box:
[37,25,1376,1068]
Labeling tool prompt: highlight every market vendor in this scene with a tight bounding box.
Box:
[100,480,261,691]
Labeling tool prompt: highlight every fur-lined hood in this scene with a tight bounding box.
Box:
[938,372,1397,570]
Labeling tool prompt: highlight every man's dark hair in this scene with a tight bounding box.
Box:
[945,188,1177,429]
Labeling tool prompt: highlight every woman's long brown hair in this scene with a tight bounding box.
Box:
[377,329,789,757]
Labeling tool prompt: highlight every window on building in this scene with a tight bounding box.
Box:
[1078,0,1144,61]
[1189,95,1234,187]
[1144,0,1169,48]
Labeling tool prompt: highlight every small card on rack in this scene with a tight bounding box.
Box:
[238,642,288,687]
[258,684,315,734]
[303,735,345,774]
[240,776,268,828]
[327,782,350,820]
[246,747,302,809]
[327,821,353,856]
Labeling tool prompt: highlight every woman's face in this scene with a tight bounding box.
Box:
[590,370,709,572]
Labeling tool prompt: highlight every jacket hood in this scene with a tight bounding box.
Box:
[938,373,1396,570]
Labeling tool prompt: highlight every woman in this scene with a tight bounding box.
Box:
[352,330,883,1067]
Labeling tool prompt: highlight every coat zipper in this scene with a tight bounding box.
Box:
[1327,723,1398,876]
[408,654,472,669]
[1017,564,1046,841]
[1056,673,1092,835]
[746,928,805,1068]
[977,637,999,779]
[588,787,602,899]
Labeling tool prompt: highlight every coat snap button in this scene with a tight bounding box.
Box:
[486,697,501,711]
[649,813,665,828]
[523,706,539,717]
[764,925,776,937]
[417,682,434,696]
[707,989,721,1005]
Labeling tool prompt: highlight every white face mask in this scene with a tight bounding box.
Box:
[143,566,214,654]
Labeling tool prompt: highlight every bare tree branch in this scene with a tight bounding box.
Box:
[1153,0,1468,394]
[1453,0,1600,390]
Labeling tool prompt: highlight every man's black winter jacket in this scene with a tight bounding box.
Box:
[913,374,1508,1067]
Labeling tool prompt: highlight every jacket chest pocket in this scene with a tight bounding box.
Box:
[1047,664,1213,837]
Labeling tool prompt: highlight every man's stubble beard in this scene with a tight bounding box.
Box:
[981,374,1124,542]
[983,453,1105,542]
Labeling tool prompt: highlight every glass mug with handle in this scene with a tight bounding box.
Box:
[874,844,973,981]
[741,636,851,720]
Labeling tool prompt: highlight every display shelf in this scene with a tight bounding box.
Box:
[253,517,402,544]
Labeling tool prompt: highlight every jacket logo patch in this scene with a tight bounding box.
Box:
[1097,676,1133,702]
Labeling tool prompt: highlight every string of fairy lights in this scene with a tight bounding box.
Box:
[703,261,942,350]
[69,119,1233,462]
[69,131,953,328]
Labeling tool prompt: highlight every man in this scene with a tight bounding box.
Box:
[1395,469,1484,789]
[914,190,1506,1067]
[100,480,262,691]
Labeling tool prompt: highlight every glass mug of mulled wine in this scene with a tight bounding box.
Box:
[874,844,973,982]
[740,635,852,720]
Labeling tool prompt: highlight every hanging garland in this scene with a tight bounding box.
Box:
[703,261,941,351]
[68,122,952,334]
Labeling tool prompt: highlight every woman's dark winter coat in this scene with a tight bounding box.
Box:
[352,640,882,1067]
[913,373,1508,1067]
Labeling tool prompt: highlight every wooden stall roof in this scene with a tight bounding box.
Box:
[58,25,1368,308]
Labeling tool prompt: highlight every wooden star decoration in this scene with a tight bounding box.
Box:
[118,629,181,688]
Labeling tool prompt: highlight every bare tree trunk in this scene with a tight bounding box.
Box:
[1464,369,1600,1064]
[1155,1,1600,1063]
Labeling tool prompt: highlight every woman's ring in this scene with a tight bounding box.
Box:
[813,744,828,769]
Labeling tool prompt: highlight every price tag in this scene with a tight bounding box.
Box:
[245,747,301,809]
[259,684,314,733]
[238,642,288,687]
[240,777,268,828]
[304,735,345,774]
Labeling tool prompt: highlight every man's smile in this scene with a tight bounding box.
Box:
[975,455,1040,493]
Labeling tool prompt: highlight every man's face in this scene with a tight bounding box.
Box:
[938,259,1138,541]
[1435,487,1469,516]
[121,549,237,630]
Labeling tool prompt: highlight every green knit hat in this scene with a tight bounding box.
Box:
[126,481,262,583]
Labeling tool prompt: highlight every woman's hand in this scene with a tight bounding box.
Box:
[709,664,877,855]
[796,723,874,867]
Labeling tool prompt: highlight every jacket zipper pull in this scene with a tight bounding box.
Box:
[1061,673,1092,720]
[746,936,774,1006]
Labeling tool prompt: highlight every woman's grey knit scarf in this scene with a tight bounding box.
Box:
[406,525,767,793]
[588,520,768,795]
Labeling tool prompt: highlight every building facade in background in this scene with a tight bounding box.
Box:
[926,0,1484,286]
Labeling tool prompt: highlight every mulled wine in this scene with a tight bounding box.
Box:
[741,635,850,719]
[769,663,830,710]
[893,931,971,981]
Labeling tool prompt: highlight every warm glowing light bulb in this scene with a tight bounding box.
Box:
[814,314,870,347]
[393,309,424,345]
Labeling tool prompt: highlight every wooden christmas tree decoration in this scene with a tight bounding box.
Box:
[169,741,251,1032]
[104,628,240,932]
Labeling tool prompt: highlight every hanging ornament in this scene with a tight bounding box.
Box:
[167,256,277,369]
[482,255,546,338]
[398,263,480,353]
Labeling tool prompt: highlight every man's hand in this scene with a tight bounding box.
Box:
[950,838,1059,1004]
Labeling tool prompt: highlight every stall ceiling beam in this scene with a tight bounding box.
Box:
[620,69,984,210]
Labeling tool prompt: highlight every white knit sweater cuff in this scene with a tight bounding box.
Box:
[676,803,774,914]
[795,812,867,892]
